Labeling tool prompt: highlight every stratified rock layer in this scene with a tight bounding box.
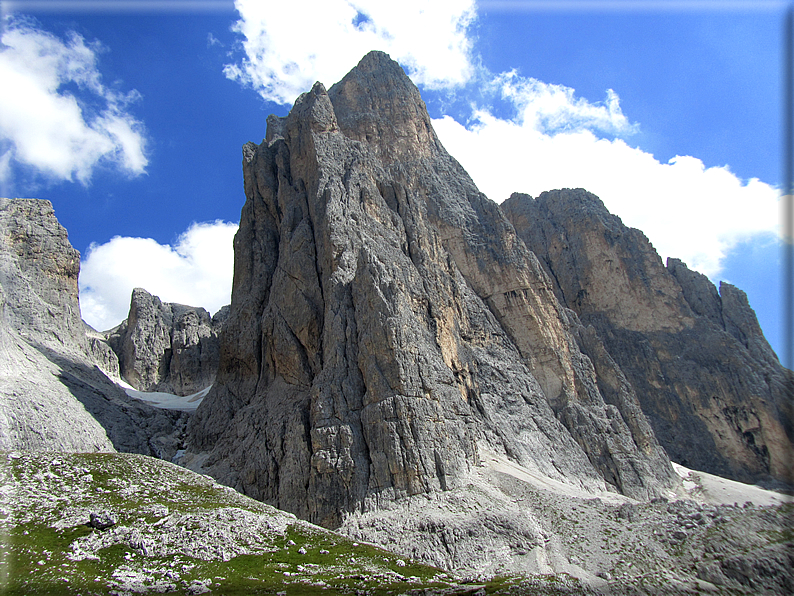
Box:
[0,198,188,458]
[503,189,794,486]
[188,52,677,528]
[107,288,226,396]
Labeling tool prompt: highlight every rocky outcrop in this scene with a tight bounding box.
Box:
[107,288,226,396]
[187,51,678,528]
[0,198,188,459]
[503,189,794,486]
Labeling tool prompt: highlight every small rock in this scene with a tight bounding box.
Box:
[88,511,117,530]
[186,580,212,595]
[298,547,307,555]
[697,563,726,586]
[671,530,687,541]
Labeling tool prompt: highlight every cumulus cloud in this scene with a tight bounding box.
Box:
[79,220,238,332]
[493,71,637,136]
[0,17,147,184]
[223,1,779,281]
[225,0,476,105]
[433,108,779,278]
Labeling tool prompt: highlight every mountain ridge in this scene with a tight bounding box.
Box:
[502,188,793,486]
[1,49,791,595]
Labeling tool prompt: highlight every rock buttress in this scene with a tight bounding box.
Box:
[504,189,794,486]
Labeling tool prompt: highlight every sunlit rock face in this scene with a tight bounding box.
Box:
[188,52,677,528]
[503,189,794,487]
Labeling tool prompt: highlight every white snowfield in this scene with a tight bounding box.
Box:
[486,446,791,507]
[671,461,791,507]
[119,382,211,412]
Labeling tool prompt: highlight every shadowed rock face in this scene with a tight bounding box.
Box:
[503,189,794,486]
[0,198,188,458]
[187,51,677,528]
[107,288,227,396]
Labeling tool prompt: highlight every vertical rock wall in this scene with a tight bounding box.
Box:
[188,52,678,528]
[503,189,793,486]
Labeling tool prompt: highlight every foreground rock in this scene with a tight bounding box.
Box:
[107,288,227,396]
[3,451,463,595]
[0,198,187,459]
[503,189,794,487]
[187,51,678,528]
[5,450,790,595]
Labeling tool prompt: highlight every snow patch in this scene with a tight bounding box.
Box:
[121,385,211,412]
[671,461,792,507]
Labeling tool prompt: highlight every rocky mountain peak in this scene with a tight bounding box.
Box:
[504,189,793,486]
[106,287,225,396]
[187,53,678,528]
[328,51,441,164]
[0,198,85,352]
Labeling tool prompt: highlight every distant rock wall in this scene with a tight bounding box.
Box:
[0,198,188,459]
[503,189,794,486]
[187,52,678,528]
[107,288,226,396]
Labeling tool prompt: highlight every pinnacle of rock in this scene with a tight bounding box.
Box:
[187,52,679,528]
[106,288,225,396]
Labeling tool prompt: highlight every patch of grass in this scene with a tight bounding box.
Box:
[758,527,794,545]
[4,451,476,595]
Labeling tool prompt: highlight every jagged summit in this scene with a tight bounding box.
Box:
[328,51,444,164]
[186,52,678,528]
[106,287,225,396]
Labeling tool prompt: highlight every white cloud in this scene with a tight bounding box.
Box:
[493,71,637,136]
[225,0,476,105]
[433,108,779,278]
[79,220,238,331]
[223,1,779,282]
[0,17,147,183]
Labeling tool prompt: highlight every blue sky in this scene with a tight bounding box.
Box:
[0,0,790,365]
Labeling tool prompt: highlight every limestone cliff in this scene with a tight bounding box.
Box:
[107,288,226,396]
[0,198,188,458]
[503,189,793,486]
[187,52,677,528]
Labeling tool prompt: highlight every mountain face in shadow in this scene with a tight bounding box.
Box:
[503,189,793,487]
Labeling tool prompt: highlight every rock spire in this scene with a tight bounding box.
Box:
[187,52,677,527]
